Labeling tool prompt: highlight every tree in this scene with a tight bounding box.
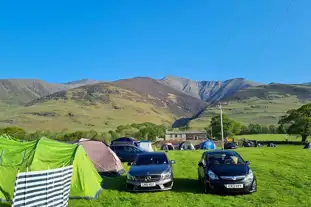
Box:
[0,127,27,139]
[268,125,277,134]
[210,114,242,139]
[278,103,311,143]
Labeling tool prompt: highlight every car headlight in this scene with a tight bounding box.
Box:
[245,169,254,181]
[207,170,219,180]
[127,173,135,181]
[161,172,171,179]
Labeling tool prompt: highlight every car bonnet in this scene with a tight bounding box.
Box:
[129,164,171,176]
[210,164,249,176]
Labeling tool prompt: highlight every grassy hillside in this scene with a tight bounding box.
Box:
[0,79,69,105]
[0,83,203,132]
[68,146,311,207]
[189,84,311,129]
[0,78,102,106]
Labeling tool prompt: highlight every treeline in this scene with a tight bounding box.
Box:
[240,124,280,134]
[207,102,311,143]
[206,114,282,139]
[0,122,166,143]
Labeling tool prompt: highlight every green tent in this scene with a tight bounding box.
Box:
[0,135,103,202]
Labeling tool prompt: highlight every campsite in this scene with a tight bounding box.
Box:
[0,134,311,207]
[67,144,311,207]
[1,1,311,206]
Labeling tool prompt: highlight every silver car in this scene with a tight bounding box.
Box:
[126,152,175,192]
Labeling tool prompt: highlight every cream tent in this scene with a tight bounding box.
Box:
[77,139,125,176]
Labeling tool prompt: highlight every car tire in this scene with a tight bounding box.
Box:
[251,180,257,192]
[198,172,202,182]
[203,179,210,194]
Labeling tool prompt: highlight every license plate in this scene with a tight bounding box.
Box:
[225,184,244,189]
[140,182,156,187]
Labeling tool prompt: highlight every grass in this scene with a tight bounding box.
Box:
[69,146,311,207]
[234,134,301,142]
[189,96,309,128]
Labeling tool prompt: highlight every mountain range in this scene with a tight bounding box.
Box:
[0,76,310,132]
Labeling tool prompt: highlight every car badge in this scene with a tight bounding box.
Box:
[145,176,152,181]
[232,177,236,180]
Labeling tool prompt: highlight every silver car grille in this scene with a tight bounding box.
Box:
[135,175,162,182]
[220,175,245,181]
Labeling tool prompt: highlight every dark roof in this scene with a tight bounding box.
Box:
[138,152,166,156]
[166,131,206,134]
[206,150,238,154]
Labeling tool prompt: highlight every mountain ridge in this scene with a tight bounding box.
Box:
[159,75,263,103]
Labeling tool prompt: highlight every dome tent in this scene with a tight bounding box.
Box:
[76,138,125,176]
[179,141,195,150]
[0,135,103,202]
[161,143,175,151]
[304,142,311,149]
[138,140,154,152]
[200,140,217,150]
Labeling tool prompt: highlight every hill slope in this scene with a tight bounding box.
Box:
[189,83,311,128]
[159,75,262,103]
[0,79,69,105]
[113,77,207,115]
[0,79,102,106]
[0,82,206,131]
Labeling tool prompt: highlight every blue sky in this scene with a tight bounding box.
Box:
[0,0,310,84]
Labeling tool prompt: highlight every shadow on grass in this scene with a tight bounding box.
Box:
[101,176,127,192]
[172,178,203,194]
[101,176,252,196]
[0,203,11,207]
[101,176,204,194]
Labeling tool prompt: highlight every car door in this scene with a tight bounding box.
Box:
[198,152,206,179]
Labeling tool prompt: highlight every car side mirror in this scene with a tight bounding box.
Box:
[170,160,176,164]
[246,161,250,165]
[128,162,132,166]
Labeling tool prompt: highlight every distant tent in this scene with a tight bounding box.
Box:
[0,135,103,202]
[138,141,154,152]
[304,142,311,149]
[111,137,138,146]
[267,143,276,147]
[243,141,254,147]
[200,140,217,150]
[179,141,195,150]
[76,138,125,176]
[161,143,175,151]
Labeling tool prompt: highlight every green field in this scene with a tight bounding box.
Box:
[69,146,311,207]
[234,134,301,142]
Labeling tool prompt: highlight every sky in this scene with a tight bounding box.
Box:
[0,0,311,84]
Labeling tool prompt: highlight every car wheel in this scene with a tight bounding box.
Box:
[251,180,257,192]
[203,179,210,194]
[198,172,202,182]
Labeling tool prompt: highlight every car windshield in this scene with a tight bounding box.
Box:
[134,154,168,165]
[207,152,245,165]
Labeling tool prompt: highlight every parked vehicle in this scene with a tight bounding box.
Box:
[224,142,237,149]
[198,150,257,194]
[110,144,145,162]
[126,152,175,192]
[111,137,139,147]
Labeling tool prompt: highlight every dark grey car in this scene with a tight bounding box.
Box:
[126,152,175,192]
